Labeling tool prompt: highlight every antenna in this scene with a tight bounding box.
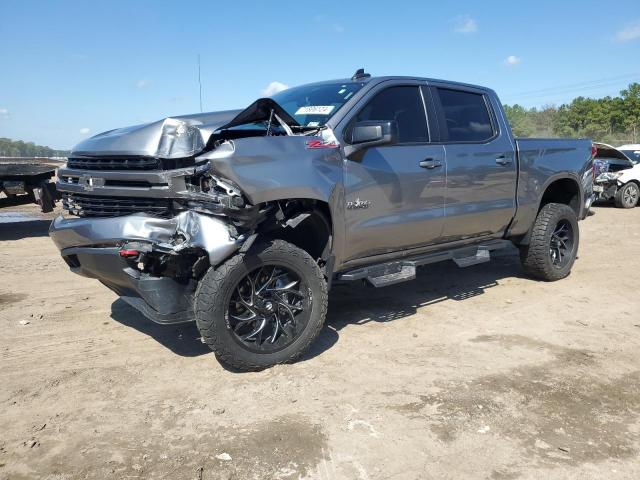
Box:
[352,68,371,81]
[198,54,203,112]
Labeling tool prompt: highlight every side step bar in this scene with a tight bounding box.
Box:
[338,240,511,288]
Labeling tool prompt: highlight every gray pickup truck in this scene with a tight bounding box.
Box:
[50,70,594,370]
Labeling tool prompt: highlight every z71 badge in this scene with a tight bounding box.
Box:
[346,198,371,210]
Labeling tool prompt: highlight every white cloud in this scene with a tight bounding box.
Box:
[453,15,478,34]
[261,81,289,97]
[136,79,151,88]
[314,14,345,33]
[505,55,521,66]
[79,127,90,135]
[0,108,8,118]
[615,20,640,42]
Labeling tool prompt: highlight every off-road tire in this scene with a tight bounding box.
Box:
[614,182,639,209]
[519,203,579,281]
[195,239,328,371]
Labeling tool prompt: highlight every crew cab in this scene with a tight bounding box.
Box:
[49,70,594,370]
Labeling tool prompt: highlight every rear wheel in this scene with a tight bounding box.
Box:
[195,240,328,371]
[519,203,579,281]
[614,182,639,208]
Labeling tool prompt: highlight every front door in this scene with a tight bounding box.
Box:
[342,84,446,261]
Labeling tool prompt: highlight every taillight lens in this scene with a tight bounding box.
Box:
[591,144,597,158]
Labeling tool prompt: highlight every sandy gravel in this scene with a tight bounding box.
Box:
[1,203,639,480]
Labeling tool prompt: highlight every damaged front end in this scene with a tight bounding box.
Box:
[50,209,251,323]
[50,96,334,324]
[593,171,622,201]
[49,154,271,323]
[592,145,635,201]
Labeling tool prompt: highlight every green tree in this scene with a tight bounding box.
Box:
[503,104,536,137]
[0,137,69,157]
[620,83,640,142]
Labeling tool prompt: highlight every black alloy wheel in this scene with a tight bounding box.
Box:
[227,265,310,353]
[549,219,575,268]
[195,240,328,371]
[519,202,580,281]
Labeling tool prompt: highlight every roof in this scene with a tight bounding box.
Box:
[292,75,493,93]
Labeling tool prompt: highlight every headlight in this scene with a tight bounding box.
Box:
[157,119,205,158]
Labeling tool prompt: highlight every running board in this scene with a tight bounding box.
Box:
[338,240,510,288]
[452,248,491,267]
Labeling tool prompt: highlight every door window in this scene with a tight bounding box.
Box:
[436,88,495,142]
[355,86,429,143]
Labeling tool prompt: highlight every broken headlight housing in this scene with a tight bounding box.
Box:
[157,119,205,159]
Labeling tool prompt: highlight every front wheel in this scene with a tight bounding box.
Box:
[519,203,579,281]
[614,182,639,208]
[195,240,328,371]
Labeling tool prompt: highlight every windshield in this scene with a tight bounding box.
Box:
[270,82,364,127]
[620,149,640,164]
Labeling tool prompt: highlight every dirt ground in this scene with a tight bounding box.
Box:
[1,203,639,480]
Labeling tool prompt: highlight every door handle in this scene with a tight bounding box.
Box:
[495,155,512,166]
[419,159,443,169]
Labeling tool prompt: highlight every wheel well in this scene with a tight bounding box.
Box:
[539,178,580,216]
[258,199,333,262]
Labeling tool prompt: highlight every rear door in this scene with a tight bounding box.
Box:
[431,85,517,241]
[341,83,446,261]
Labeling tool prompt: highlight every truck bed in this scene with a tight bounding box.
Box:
[508,137,593,238]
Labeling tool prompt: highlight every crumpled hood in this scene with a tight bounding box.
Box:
[70,98,300,159]
[71,109,242,159]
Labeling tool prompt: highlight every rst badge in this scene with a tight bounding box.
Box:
[79,175,105,191]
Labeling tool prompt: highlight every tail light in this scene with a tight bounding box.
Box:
[591,144,597,158]
[119,249,140,258]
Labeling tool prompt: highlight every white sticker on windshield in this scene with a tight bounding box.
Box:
[295,105,335,115]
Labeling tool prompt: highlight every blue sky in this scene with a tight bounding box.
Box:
[1,0,639,150]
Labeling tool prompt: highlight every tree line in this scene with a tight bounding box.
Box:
[504,83,640,145]
[0,138,70,158]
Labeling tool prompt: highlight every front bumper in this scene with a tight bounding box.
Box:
[593,180,619,201]
[49,211,243,324]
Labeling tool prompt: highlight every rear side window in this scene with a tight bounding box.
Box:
[436,88,494,142]
[355,86,429,143]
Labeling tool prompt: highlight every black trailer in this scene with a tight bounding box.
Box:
[0,162,59,212]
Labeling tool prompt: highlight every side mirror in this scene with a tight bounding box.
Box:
[345,120,398,157]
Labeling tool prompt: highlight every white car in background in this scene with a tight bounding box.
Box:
[593,143,640,208]
[618,144,640,163]
[615,145,640,208]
